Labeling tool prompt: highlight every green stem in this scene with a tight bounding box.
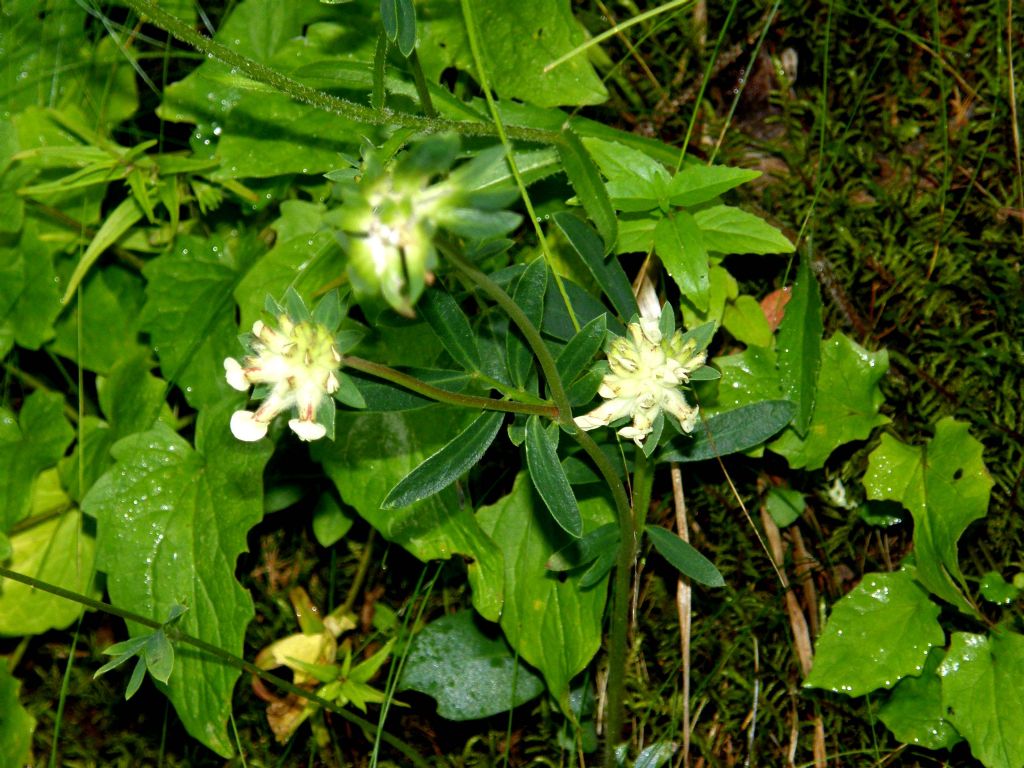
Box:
[457,0,581,334]
[444,251,573,422]
[119,0,558,145]
[0,565,431,768]
[601,448,652,762]
[342,354,559,419]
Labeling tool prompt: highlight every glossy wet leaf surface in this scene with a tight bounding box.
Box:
[805,569,944,697]
[864,418,993,614]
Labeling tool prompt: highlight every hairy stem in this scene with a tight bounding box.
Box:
[342,354,559,419]
[444,251,573,422]
[119,0,559,145]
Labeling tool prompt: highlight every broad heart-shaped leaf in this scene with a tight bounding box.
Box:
[553,212,637,320]
[644,525,723,587]
[658,401,795,463]
[775,257,823,435]
[557,127,617,254]
[398,609,545,720]
[879,647,961,751]
[0,390,74,532]
[382,411,504,508]
[770,334,889,470]
[939,630,1024,768]
[864,418,993,615]
[655,212,710,312]
[506,259,547,389]
[525,415,581,537]
[692,205,794,255]
[476,473,614,709]
[312,406,504,622]
[82,400,273,758]
[0,664,34,767]
[141,234,262,409]
[804,569,944,697]
[667,164,761,207]
[419,288,483,374]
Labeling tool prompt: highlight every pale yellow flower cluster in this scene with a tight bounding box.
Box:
[224,316,341,442]
[574,315,705,447]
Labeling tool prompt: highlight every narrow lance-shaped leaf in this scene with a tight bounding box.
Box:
[658,401,796,464]
[61,196,144,307]
[382,410,505,508]
[557,126,617,254]
[645,525,724,587]
[555,313,607,384]
[525,415,581,537]
[776,256,823,435]
[554,212,637,320]
[506,259,547,389]
[419,288,482,373]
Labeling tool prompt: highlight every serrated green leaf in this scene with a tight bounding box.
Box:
[863,418,992,615]
[558,127,617,254]
[692,205,794,254]
[659,401,795,464]
[804,570,944,696]
[879,647,961,751]
[382,411,504,508]
[506,259,547,389]
[525,415,581,538]
[0,391,74,532]
[553,212,637,320]
[580,138,667,186]
[0,664,36,766]
[51,266,148,373]
[776,257,823,435]
[667,164,761,207]
[770,334,889,470]
[83,400,273,758]
[939,631,1024,768]
[313,406,504,622]
[142,234,261,408]
[477,473,613,709]
[645,525,723,587]
[399,609,545,720]
[656,212,710,311]
[419,288,483,373]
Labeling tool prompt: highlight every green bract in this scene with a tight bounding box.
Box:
[333,136,520,316]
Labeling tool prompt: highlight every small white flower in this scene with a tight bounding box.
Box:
[574,308,706,447]
[225,311,342,442]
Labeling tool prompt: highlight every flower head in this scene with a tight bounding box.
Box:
[574,309,708,447]
[225,295,343,443]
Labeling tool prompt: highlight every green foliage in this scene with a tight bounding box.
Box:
[2,0,1015,764]
[398,609,545,720]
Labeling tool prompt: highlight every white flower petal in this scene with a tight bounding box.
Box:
[289,418,327,441]
[224,358,250,391]
[230,410,269,441]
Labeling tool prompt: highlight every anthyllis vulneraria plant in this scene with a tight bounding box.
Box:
[224,289,365,442]
[332,135,522,316]
[575,305,716,450]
